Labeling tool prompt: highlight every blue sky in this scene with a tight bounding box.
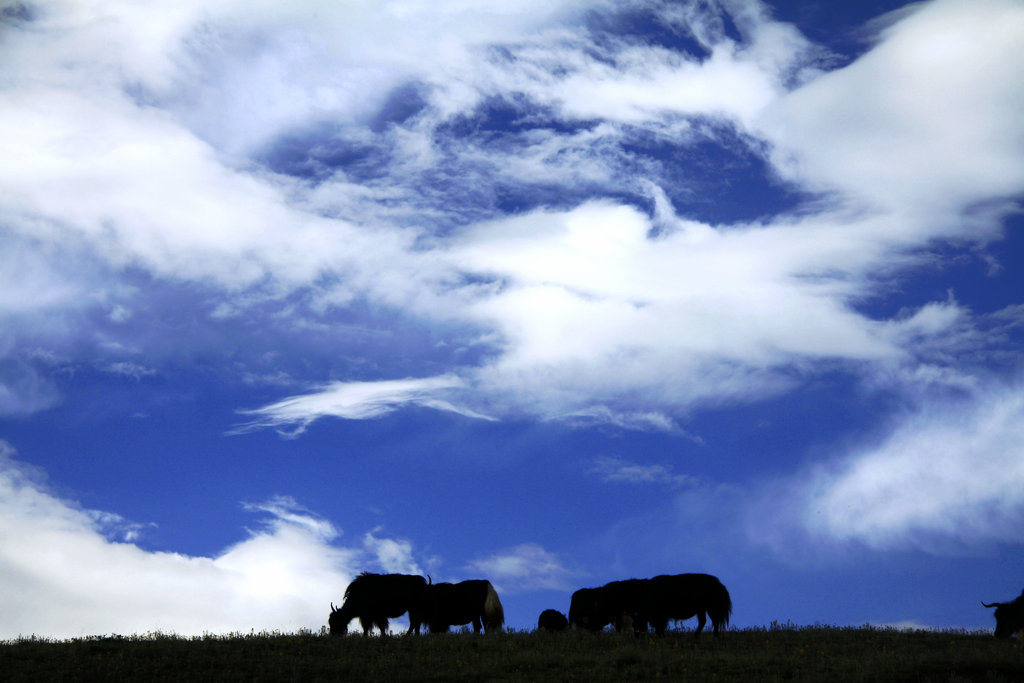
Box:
[1,0,1022,638]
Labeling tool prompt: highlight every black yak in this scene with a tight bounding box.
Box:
[983,589,1024,639]
[568,579,649,633]
[419,579,504,633]
[568,586,608,631]
[329,572,428,636]
[537,609,568,632]
[643,573,732,637]
[604,578,650,633]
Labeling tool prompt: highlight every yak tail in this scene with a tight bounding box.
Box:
[710,581,733,629]
[483,582,505,633]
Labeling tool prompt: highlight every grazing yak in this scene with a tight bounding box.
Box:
[644,573,732,637]
[418,579,505,634]
[605,578,650,633]
[568,579,649,633]
[983,589,1024,639]
[329,572,428,635]
[568,586,609,632]
[537,609,568,632]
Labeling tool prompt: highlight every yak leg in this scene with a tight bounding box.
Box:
[410,610,426,635]
[694,612,707,638]
[472,616,482,633]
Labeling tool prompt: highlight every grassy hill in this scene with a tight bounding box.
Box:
[3,624,1021,682]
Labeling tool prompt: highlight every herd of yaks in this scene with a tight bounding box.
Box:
[328,572,730,637]
[329,571,1024,639]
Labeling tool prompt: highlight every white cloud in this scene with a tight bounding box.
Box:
[0,442,438,639]
[478,0,817,130]
[468,543,577,592]
[0,83,410,291]
[448,200,934,420]
[560,406,684,433]
[1,0,1021,434]
[801,382,1024,549]
[234,375,495,436]
[362,529,424,576]
[590,456,699,487]
[541,43,779,126]
[105,362,157,380]
[0,360,62,417]
[757,0,1024,218]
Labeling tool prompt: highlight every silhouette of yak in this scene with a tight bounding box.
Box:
[568,586,608,631]
[643,573,731,637]
[419,579,504,634]
[568,579,649,632]
[604,578,650,633]
[537,609,568,632]
[983,588,1024,639]
[329,572,428,635]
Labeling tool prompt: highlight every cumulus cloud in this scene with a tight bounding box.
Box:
[1,0,1021,441]
[0,1,1021,638]
[449,199,939,420]
[361,529,425,576]
[0,442,436,639]
[757,0,1024,218]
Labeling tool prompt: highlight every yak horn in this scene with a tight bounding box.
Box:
[981,601,1001,608]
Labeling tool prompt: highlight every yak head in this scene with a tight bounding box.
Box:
[983,598,1023,639]
[328,602,347,636]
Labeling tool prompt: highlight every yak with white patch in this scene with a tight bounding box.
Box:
[643,573,732,637]
[419,579,505,634]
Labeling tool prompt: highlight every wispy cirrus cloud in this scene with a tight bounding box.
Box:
[233,375,494,437]
[589,456,700,488]
[803,382,1024,549]
[742,380,1024,557]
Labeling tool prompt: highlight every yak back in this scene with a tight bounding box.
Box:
[420,580,498,632]
[343,572,428,618]
[644,573,731,625]
[569,579,648,631]
[568,586,608,631]
[603,578,649,628]
[537,609,569,632]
